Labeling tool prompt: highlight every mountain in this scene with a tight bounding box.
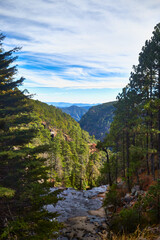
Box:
[32,100,91,143]
[30,100,104,189]
[61,105,88,122]
[46,102,99,121]
[79,101,116,140]
[46,102,98,108]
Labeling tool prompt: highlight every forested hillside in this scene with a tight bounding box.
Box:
[60,105,88,121]
[99,23,160,237]
[80,101,116,140]
[30,100,105,189]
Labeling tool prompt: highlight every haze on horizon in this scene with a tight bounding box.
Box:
[1,0,160,103]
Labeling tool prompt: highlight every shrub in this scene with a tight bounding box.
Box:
[103,184,122,213]
[110,208,141,234]
[144,180,160,224]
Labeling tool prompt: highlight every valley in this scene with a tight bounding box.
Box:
[80,101,116,140]
[1,19,160,240]
[30,99,105,190]
[60,105,88,122]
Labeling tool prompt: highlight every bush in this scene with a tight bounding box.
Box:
[110,208,141,234]
[144,180,160,224]
[103,184,122,213]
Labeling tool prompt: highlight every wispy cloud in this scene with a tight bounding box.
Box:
[0,0,160,102]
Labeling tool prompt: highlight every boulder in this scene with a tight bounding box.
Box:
[135,190,145,197]
[131,185,140,196]
[123,193,134,203]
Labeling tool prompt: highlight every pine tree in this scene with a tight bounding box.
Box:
[100,23,160,188]
[0,33,60,239]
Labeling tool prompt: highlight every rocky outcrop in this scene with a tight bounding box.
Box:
[59,216,107,240]
[46,186,108,239]
[41,121,72,141]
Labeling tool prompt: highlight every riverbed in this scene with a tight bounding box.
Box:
[46,185,108,239]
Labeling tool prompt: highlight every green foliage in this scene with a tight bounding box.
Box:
[1,218,29,239]
[80,101,116,140]
[61,105,88,121]
[93,23,160,237]
[98,150,118,185]
[29,99,104,190]
[0,33,61,239]
[0,187,15,197]
[105,181,160,235]
[86,152,101,188]
[111,208,142,234]
[103,184,121,212]
[98,23,160,189]
[144,180,160,223]
[129,145,144,176]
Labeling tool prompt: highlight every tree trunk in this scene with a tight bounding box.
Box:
[150,129,155,180]
[126,128,130,191]
[104,148,112,186]
[150,70,155,180]
[122,130,126,178]
[146,115,150,175]
[115,142,119,184]
[158,68,160,178]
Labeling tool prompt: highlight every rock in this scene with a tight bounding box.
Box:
[117,181,125,188]
[47,186,108,239]
[57,237,69,240]
[88,207,106,218]
[135,190,145,197]
[122,193,134,204]
[46,186,108,222]
[131,185,140,196]
[68,216,88,223]
[83,185,108,198]
[61,216,102,239]
[97,193,106,198]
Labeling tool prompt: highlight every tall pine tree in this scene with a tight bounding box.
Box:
[0,33,60,239]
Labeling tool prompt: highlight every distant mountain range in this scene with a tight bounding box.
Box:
[79,101,116,140]
[46,102,99,121]
[45,102,116,138]
[46,102,98,109]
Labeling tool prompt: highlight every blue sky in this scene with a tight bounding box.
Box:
[1,0,160,103]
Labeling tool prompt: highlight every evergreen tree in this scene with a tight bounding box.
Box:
[100,23,160,188]
[0,33,60,239]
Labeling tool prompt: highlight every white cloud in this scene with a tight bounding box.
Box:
[0,0,160,90]
[17,68,127,89]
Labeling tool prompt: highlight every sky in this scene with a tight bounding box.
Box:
[1,0,160,104]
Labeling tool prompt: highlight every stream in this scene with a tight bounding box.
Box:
[46,185,108,240]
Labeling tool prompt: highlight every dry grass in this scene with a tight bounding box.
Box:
[101,226,159,240]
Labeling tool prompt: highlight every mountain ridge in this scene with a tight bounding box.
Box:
[46,102,99,108]
[60,105,88,122]
[79,101,116,140]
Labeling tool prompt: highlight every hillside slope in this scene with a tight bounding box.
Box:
[30,100,104,189]
[61,105,88,121]
[79,101,116,140]
[31,100,91,144]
